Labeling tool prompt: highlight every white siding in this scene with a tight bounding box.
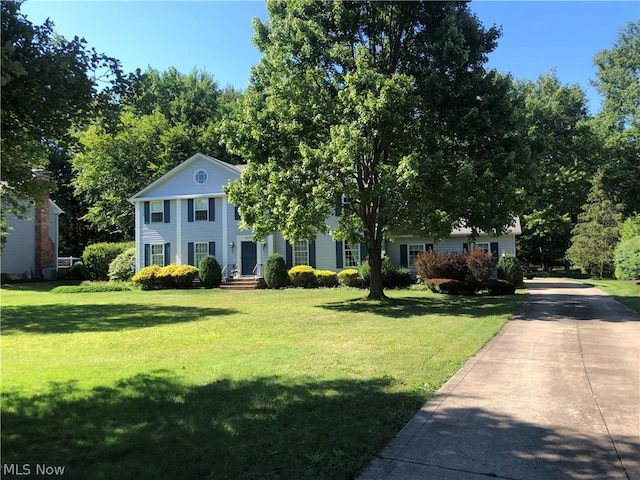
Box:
[1,208,36,276]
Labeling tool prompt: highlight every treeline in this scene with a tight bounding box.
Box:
[1,1,637,277]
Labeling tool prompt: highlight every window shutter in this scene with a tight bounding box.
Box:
[426,243,434,251]
[336,241,343,269]
[144,244,150,267]
[463,243,469,253]
[285,242,293,268]
[400,244,408,268]
[187,199,194,222]
[164,243,170,266]
[490,242,499,261]
[234,206,241,221]
[144,202,150,224]
[334,197,342,216]
[360,242,368,262]
[164,200,170,223]
[209,241,216,256]
[309,240,316,268]
[208,198,215,222]
[188,242,194,266]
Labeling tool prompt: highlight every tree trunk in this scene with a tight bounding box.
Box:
[366,238,387,300]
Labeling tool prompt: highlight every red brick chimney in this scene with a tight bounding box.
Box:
[33,169,55,278]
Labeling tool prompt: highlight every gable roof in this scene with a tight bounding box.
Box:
[128,153,246,202]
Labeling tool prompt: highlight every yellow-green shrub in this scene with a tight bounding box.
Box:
[315,270,338,287]
[156,264,180,288]
[132,265,161,290]
[288,265,317,288]
[337,269,360,287]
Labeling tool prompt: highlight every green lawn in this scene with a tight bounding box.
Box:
[578,278,640,314]
[2,284,526,479]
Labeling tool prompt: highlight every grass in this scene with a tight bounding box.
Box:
[577,278,640,314]
[1,283,526,479]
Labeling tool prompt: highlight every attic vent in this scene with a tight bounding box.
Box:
[194,169,208,185]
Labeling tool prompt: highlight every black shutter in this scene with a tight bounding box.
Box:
[209,241,216,256]
[463,243,469,253]
[286,242,293,268]
[164,243,170,266]
[188,242,194,266]
[309,240,316,268]
[336,241,343,269]
[187,199,194,222]
[360,242,368,263]
[335,197,342,216]
[490,242,499,261]
[144,202,150,224]
[425,243,434,251]
[208,198,215,222]
[144,244,150,267]
[164,200,170,223]
[400,244,408,268]
[234,206,241,220]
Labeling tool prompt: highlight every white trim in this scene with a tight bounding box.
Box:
[135,203,142,271]
[176,198,182,264]
[130,192,227,203]
[222,197,228,269]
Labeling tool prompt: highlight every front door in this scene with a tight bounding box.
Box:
[241,241,257,276]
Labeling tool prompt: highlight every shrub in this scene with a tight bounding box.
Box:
[426,278,476,295]
[486,279,517,295]
[82,242,134,281]
[338,269,360,287]
[390,268,412,288]
[199,255,222,288]
[358,261,371,285]
[359,256,404,287]
[172,265,199,288]
[497,255,524,287]
[315,270,338,288]
[132,265,161,290]
[156,264,180,289]
[614,236,640,280]
[265,253,288,289]
[108,248,136,282]
[466,249,494,285]
[66,261,86,280]
[414,250,468,281]
[288,265,318,288]
[51,283,135,294]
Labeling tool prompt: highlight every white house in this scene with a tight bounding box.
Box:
[1,170,64,280]
[128,153,520,279]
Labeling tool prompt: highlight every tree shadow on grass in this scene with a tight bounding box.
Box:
[1,304,238,335]
[320,294,525,319]
[1,372,425,480]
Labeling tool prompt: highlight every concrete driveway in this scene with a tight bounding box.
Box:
[360,278,640,480]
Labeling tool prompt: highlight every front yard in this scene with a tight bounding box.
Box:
[1,284,525,479]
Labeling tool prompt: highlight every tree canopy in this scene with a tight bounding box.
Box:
[221,0,530,299]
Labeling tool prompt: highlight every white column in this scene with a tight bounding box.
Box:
[176,198,182,264]
[222,196,228,270]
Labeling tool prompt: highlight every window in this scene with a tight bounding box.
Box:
[408,244,425,268]
[194,198,208,221]
[194,169,208,185]
[293,240,309,266]
[194,242,208,266]
[474,242,490,253]
[151,244,165,266]
[150,201,164,222]
[344,240,360,267]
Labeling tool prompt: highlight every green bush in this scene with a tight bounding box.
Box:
[108,248,136,282]
[51,283,135,294]
[288,265,318,288]
[66,261,86,280]
[390,268,412,288]
[414,251,468,281]
[315,270,338,287]
[82,242,134,281]
[156,264,180,289]
[486,279,517,295]
[426,278,476,295]
[172,265,199,288]
[497,255,524,287]
[199,255,222,288]
[337,269,360,287]
[614,236,640,280]
[264,253,288,289]
[359,257,406,288]
[132,265,161,290]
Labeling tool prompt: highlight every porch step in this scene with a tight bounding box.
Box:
[220,277,264,291]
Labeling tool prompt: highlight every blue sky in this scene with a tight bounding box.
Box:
[22,1,639,114]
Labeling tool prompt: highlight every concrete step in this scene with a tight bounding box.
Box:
[220,277,264,290]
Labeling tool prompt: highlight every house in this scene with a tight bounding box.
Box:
[1,170,64,280]
[128,153,520,278]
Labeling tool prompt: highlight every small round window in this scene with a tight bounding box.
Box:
[194,169,208,185]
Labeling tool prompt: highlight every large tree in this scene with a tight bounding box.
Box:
[591,20,640,215]
[1,1,123,221]
[516,73,598,269]
[72,68,241,238]
[221,0,529,299]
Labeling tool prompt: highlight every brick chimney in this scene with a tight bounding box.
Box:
[33,169,55,278]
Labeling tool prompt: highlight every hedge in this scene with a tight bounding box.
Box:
[82,242,135,281]
[288,265,317,288]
